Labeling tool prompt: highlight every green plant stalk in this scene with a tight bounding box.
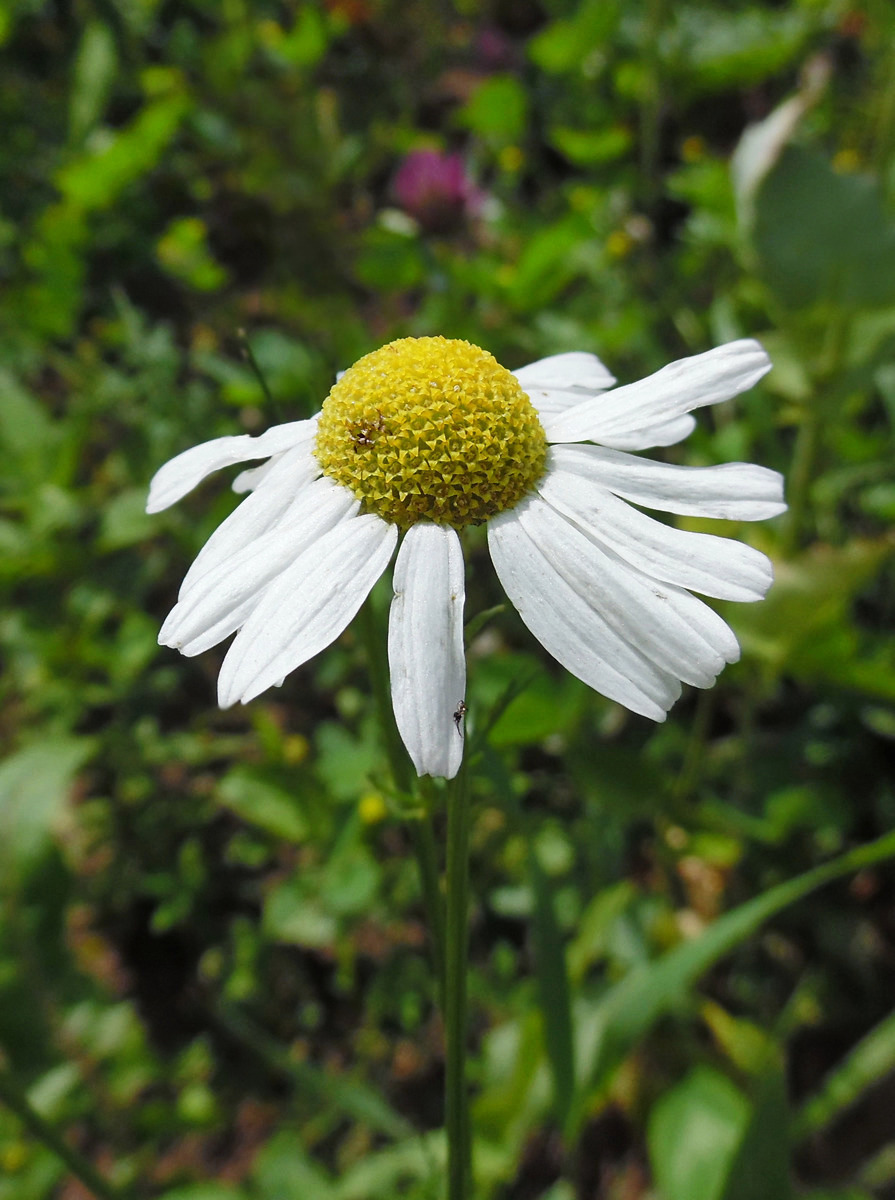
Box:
[357,597,445,994]
[0,1067,124,1200]
[444,760,472,1200]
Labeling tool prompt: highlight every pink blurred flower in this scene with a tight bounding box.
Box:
[392,149,484,234]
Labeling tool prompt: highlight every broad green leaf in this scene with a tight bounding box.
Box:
[263,879,337,948]
[0,739,94,887]
[458,76,528,144]
[729,541,895,699]
[550,126,632,166]
[667,7,810,93]
[649,1066,751,1200]
[528,0,619,73]
[753,147,895,310]
[572,828,895,1132]
[251,1131,336,1199]
[218,769,309,842]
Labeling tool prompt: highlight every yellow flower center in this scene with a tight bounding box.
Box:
[314,336,548,528]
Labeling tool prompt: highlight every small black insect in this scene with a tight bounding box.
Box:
[453,700,467,738]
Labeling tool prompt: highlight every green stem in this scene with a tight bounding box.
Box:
[444,761,472,1200]
[0,1067,124,1200]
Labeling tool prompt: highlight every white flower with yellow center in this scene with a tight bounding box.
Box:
[148,336,784,779]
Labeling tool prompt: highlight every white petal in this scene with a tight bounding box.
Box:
[488,505,681,720]
[598,413,696,451]
[549,444,787,520]
[514,352,616,418]
[514,352,616,392]
[515,497,739,690]
[542,340,771,444]
[232,455,284,494]
[161,478,359,656]
[388,524,466,780]
[178,444,322,599]
[218,513,397,706]
[147,417,319,513]
[538,469,774,601]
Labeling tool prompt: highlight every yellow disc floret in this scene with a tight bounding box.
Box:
[314,337,548,528]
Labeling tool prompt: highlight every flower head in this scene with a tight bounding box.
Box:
[148,336,784,779]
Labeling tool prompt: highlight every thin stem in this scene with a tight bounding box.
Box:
[0,1067,124,1200]
[444,760,472,1200]
[237,327,281,417]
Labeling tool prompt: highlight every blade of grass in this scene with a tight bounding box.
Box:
[792,1006,895,1142]
[528,846,575,1134]
[571,828,895,1135]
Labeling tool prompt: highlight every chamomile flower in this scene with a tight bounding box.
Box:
[148,336,784,779]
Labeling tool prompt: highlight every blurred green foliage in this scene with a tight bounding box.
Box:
[1,0,895,1197]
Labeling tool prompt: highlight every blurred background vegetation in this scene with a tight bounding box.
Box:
[2,1,895,1197]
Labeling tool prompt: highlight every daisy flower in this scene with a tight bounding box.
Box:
[148,336,784,780]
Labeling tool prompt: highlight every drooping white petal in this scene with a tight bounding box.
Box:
[597,413,696,451]
[388,524,466,780]
[515,497,739,690]
[146,417,319,513]
[538,469,774,601]
[549,444,786,520]
[218,513,397,706]
[488,504,681,720]
[542,340,771,445]
[178,445,322,599]
[161,477,360,656]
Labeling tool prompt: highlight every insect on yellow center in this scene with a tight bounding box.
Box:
[314,336,548,528]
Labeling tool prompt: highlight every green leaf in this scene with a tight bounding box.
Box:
[98,489,155,551]
[57,92,189,212]
[458,76,529,144]
[572,828,895,1132]
[264,879,337,948]
[218,769,309,843]
[793,1007,895,1142]
[250,1131,336,1199]
[753,147,895,310]
[649,1066,751,1200]
[69,21,117,143]
[729,541,895,700]
[721,1069,793,1200]
[549,126,632,166]
[0,739,94,888]
[528,0,620,73]
[529,847,575,1130]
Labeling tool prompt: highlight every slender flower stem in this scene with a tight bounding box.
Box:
[0,1067,125,1200]
[444,760,472,1200]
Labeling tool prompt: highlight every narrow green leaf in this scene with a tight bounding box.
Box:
[793,1007,895,1142]
[572,829,895,1132]
[721,1069,793,1200]
[529,848,575,1131]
